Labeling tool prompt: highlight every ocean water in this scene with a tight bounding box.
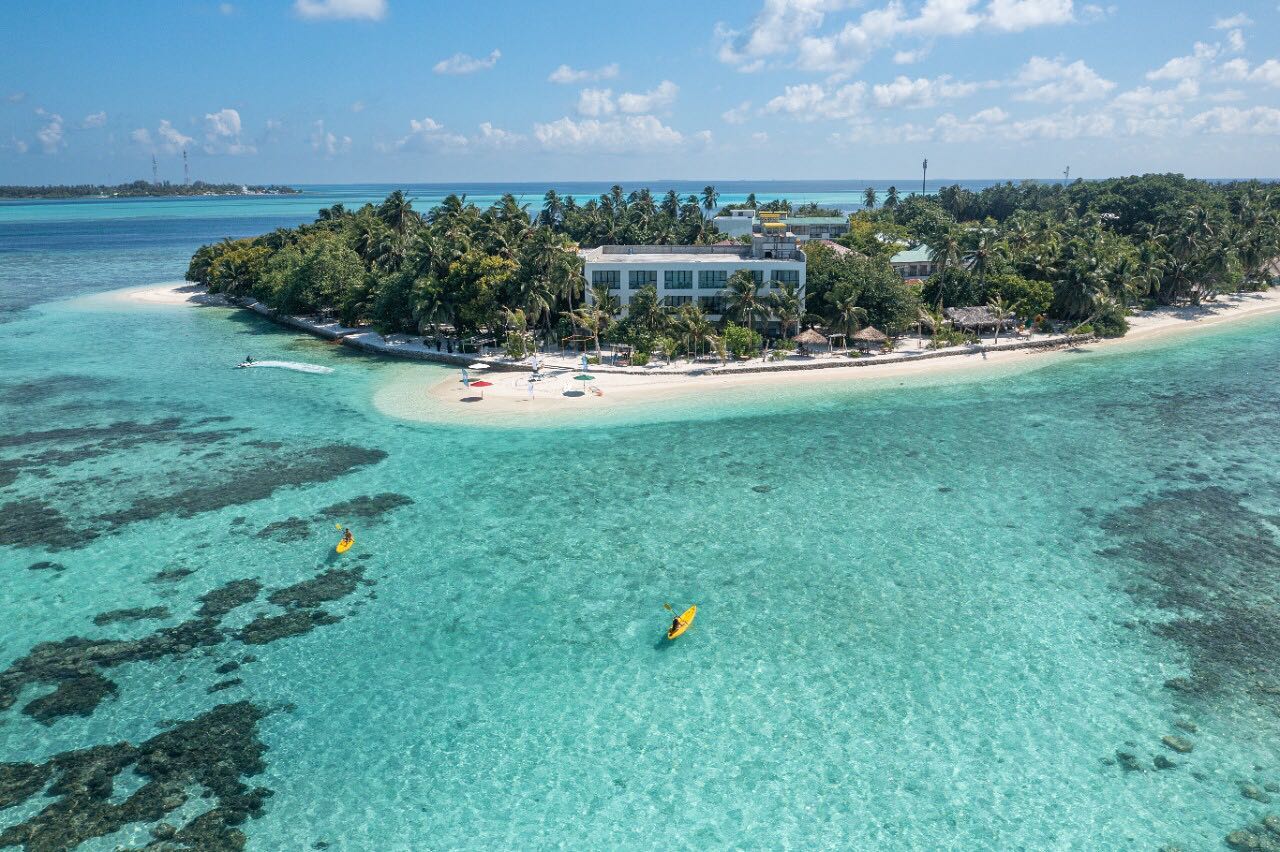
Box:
[2,195,1280,850]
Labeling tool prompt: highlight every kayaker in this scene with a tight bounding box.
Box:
[670,616,683,634]
[245,355,254,364]
[341,528,353,545]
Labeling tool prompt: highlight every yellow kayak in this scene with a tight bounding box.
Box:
[336,537,354,554]
[667,605,696,640]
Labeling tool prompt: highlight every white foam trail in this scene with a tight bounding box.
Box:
[240,360,333,374]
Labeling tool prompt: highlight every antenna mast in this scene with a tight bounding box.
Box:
[151,155,158,185]
[1063,166,1070,186]
[183,149,190,186]
[921,157,928,195]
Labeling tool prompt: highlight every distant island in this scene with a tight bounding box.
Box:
[0,180,300,199]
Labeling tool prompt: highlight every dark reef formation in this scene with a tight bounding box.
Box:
[0,701,271,851]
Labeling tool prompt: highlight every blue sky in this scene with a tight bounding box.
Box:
[2,0,1278,183]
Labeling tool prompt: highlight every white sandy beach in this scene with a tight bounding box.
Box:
[390,288,1280,424]
[102,281,1280,425]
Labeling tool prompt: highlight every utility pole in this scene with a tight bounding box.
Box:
[183,149,190,186]
[151,155,158,185]
[921,157,928,195]
[1063,166,1070,186]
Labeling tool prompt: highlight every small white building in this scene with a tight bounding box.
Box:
[579,231,805,330]
[711,208,757,238]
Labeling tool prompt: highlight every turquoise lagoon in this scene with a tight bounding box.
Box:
[2,195,1280,849]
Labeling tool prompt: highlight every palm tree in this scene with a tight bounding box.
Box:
[987,295,1017,345]
[673,303,716,359]
[724,270,765,333]
[863,187,877,210]
[884,186,899,210]
[661,190,680,218]
[927,225,963,276]
[769,282,802,338]
[967,229,999,294]
[701,185,719,213]
[830,285,869,340]
[377,190,417,237]
[540,190,564,227]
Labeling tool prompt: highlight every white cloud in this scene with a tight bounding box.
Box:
[693,129,714,146]
[203,108,255,155]
[1212,13,1252,29]
[8,136,29,154]
[1015,56,1114,102]
[5,92,25,104]
[893,47,930,64]
[149,122,181,152]
[1003,108,1114,140]
[533,114,683,153]
[719,0,1078,74]
[81,111,107,129]
[763,81,866,119]
[1226,29,1245,52]
[986,0,1074,32]
[1215,58,1280,88]
[385,116,468,152]
[293,0,386,20]
[475,122,524,147]
[310,120,351,157]
[577,88,615,117]
[548,63,619,84]
[716,0,834,71]
[1147,41,1218,81]
[156,120,192,153]
[617,80,678,113]
[35,110,64,153]
[1111,78,1198,113]
[350,100,366,113]
[205,108,241,139]
[219,3,235,14]
[1190,105,1280,135]
[872,74,978,108]
[751,131,770,144]
[722,100,753,124]
[433,49,501,75]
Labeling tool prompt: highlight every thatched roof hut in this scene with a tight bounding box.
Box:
[851,325,888,350]
[794,327,831,353]
[944,306,1012,331]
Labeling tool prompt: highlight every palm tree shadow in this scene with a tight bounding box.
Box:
[563,390,585,398]
[460,395,483,403]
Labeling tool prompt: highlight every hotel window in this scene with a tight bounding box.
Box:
[771,270,799,289]
[591,270,620,289]
[629,270,657,288]
[664,270,693,289]
[698,295,726,314]
[663,295,692,307]
[752,270,764,286]
[698,270,727,288]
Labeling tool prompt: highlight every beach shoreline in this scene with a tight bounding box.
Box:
[102,281,1280,425]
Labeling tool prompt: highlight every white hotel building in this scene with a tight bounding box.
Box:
[579,229,806,330]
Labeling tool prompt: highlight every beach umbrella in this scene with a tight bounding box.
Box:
[573,374,595,382]
[468,379,493,399]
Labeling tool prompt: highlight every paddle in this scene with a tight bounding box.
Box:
[663,602,692,634]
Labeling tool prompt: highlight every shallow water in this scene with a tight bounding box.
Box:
[2,196,1280,850]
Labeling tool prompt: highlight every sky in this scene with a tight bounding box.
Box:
[1,0,1278,184]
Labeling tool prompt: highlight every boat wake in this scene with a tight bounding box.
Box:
[239,360,333,374]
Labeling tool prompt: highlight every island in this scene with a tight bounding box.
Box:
[0,180,299,199]
[184,176,1279,366]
